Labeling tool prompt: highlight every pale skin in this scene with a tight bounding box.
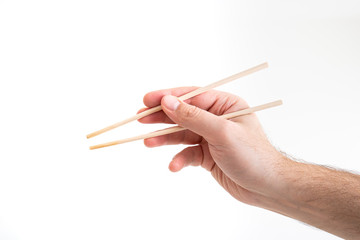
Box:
[138,87,360,239]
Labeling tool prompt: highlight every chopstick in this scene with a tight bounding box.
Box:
[86,62,268,139]
[89,99,282,150]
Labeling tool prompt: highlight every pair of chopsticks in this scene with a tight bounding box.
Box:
[87,62,282,150]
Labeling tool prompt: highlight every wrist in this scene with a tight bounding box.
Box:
[240,152,296,208]
[258,151,297,200]
[249,154,303,209]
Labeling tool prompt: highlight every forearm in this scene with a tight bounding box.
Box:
[259,158,360,239]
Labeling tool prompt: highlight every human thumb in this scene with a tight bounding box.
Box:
[161,95,230,144]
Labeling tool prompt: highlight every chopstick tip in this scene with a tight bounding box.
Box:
[272,99,283,107]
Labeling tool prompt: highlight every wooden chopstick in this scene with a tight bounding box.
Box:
[86,62,268,139]
[89,99,282,150]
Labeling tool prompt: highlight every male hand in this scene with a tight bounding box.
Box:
[138,87,360,239]
[138,87,287,206]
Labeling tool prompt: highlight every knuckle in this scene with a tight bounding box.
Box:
[142,92,151,105]
[180,105,202,121]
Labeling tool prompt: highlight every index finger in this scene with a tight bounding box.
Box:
[142,86,198,108]
[143,86,218,110]
[139,87,248,125]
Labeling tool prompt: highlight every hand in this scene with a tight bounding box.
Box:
[138,87,288,206]
[138,87,360,239]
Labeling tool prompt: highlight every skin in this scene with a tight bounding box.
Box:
[138,87,360,239]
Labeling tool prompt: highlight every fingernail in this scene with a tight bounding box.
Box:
[162,95,180,111]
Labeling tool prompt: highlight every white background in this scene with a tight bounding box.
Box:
[1,0,360,239]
